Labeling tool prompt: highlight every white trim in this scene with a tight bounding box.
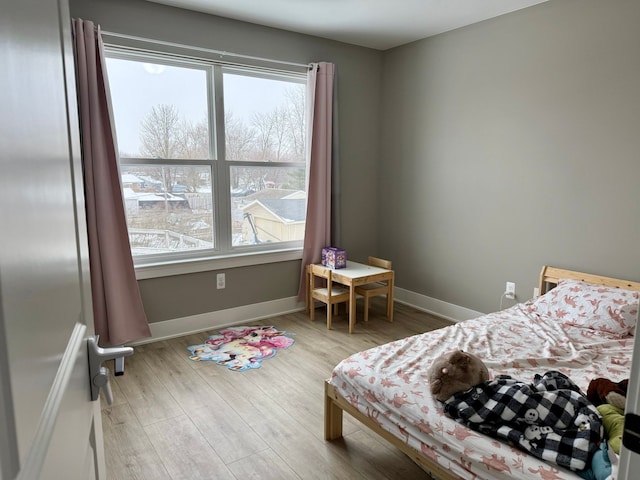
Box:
[91,402,106,480]
[135,248,302,280]
[132,296,305,345]
[132,287,485,345]
[101,30,309,70]
[105,43,308,281]
[393,287,484,323]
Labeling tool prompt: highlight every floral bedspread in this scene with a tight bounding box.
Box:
[329,301,634,480]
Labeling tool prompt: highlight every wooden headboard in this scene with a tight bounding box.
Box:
[538,265,640,295]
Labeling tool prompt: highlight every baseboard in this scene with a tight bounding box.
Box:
[393,287,484,323]
[132,296,305,345]
[132,289,484,346]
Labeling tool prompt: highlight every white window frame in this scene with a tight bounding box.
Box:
[103,41,308,279]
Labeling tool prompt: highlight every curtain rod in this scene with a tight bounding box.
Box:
[101,30,310,69]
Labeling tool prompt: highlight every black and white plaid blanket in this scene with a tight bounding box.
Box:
[443,371,603,471]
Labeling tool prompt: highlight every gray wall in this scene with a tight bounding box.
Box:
[70,0,382,322]
[72,0,640,323]
[380,0,640,314]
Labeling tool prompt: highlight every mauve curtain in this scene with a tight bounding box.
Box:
[297,62,336,300]
[73,19,151,346]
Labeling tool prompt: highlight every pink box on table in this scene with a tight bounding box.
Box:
[321,247,347,269]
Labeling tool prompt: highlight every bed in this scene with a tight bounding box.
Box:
[324,266,640,480]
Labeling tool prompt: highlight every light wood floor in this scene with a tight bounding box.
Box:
[102,299,453,480]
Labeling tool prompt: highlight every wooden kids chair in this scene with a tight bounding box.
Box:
[308,264,350,330]
[354,256,393,322]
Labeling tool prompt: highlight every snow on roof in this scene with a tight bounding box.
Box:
[121,173,144,184]
[242,198,306,222]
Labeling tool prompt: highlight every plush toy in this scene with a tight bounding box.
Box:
[597,404,624,454]
[587,377,629,455]
[428,350,490,402]
[587,378,628,410]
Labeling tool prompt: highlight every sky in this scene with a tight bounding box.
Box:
[105,57,303,155]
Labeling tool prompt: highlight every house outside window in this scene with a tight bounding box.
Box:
[104,47,307,274]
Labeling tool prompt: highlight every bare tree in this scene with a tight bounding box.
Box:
[225,111,255,161]
[176,118,209,159]
[252,111,276,161]
[137,105,211,194]
[139,104,182,159]
[181,166,203,193]
[250,84,305,164]
[270,106,292,161]
[284,85,306,160]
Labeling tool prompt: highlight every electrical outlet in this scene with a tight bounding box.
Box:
[505,281,515,299]
[217,273,225,289]
[533,287,540,298]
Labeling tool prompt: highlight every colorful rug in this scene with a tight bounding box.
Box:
[187,326,294,372]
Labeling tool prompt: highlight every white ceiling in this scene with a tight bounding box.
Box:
[146,0,548,50]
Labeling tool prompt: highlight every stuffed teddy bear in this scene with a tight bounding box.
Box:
[428,350,490,402]
[587,378,628,410]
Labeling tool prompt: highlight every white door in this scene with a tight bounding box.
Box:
[0,0,105,478]
[617,309,640,480]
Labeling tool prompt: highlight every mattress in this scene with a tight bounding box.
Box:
[329,299,634,479]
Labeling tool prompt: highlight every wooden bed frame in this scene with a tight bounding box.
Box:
[538,265,640,295]
[324,266,640,480]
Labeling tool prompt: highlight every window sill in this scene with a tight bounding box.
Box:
[134,248,303,280]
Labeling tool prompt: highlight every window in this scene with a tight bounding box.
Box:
[104,48,307,271]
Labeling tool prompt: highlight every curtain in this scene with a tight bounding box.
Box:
[297,62,336,300]
[73,19,151,347]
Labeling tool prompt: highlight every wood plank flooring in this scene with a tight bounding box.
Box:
[101,299,453,480]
